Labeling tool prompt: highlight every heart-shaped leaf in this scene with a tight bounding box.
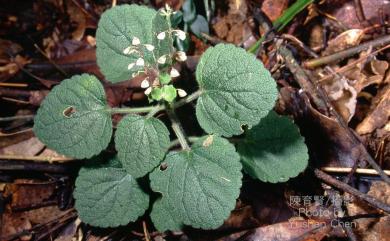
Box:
[237,111,309,183]
[33,74,112,159]
[115,114,170,178]
[195,44,278,137]
[74,156,149,227]
[150,136,242,230]
[96,4,156,83]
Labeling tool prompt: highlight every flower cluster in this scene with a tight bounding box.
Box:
[121,4,189,103]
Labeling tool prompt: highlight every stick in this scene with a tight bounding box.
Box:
[314,169,390,213]
[304,35,390,68]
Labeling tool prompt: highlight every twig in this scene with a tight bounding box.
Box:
[314,169,390,213]
[166,107,190,150]
[278,43,390,185]
[0,160,77,173]
[304,35,390,68]
[354,0,366,23]
[317,43,390,83]
[322,167,390,176]
[33,43,68,77]
[0,155,74,163]
[142,221,151,241]
[0,128,32,137]
[0,115,34,122]
[279,45,329,113]
[0,82,28,87]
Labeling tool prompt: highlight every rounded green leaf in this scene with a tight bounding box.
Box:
[96,5,156,83]
[151,198,184,232]
[74,156,149,228]
[195,44,278,137]
[33,74,112,159]
[115,114,170,178]
[237,111,309,183]
[150,136,242,230]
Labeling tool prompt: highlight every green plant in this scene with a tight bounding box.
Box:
[33,4,309,230]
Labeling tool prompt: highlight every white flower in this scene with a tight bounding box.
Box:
[136,58,144,66]
[144,87,152,95]
[176,51,187,62]
[170,68,180,78]
[177,89,187,97]
[144,44,155,51]
[157,55,167,64]
[123,46,132,54]
[128,63,135,70]
[160,4,173,16]
[132,37,140,46]
[141,79,150,88]
[174,30,186,41]
[157,32,166,40]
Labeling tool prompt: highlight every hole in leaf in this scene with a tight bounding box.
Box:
[160,162,168,171]
[240,124,249,132]
[63,106,76,118]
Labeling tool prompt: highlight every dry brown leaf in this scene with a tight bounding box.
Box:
[0,137,45,156]
[261,0,289,22]
[357,85,390,134]
[322,29,365,56]
[213,0,251,44]
[346,181,390,241]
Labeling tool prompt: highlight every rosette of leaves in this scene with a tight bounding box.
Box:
[33,3,308,231]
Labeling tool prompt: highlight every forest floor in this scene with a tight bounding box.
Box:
[0,0,390,240]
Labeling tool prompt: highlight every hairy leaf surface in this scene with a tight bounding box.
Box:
[237,111,309,183]
[115,114,170,177]
[33,74,112,159]
[151,198,184,231]
[96,5,156,83]
[195,44,278,137]
[74,156,149,227]
[150,136,242,229]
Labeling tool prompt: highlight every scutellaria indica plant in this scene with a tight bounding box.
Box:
[33,4,309,230]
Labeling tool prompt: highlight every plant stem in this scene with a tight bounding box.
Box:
[173,89,202,109]
[166,106,190,150]
[169,136,200,149]
[108,90,201,116]
[109,105,164,115]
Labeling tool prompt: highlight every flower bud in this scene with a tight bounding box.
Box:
[176,51,187,62]
[170,68,180,78]
[144,87,152,95]
[157,32,166,40]
[132,37,140,46]
[136,58,144,66]
[128,63,135,70]
[141,79,150,88]
[177,89,187,97]
[144,44,155,51]
[157,55,167,64]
